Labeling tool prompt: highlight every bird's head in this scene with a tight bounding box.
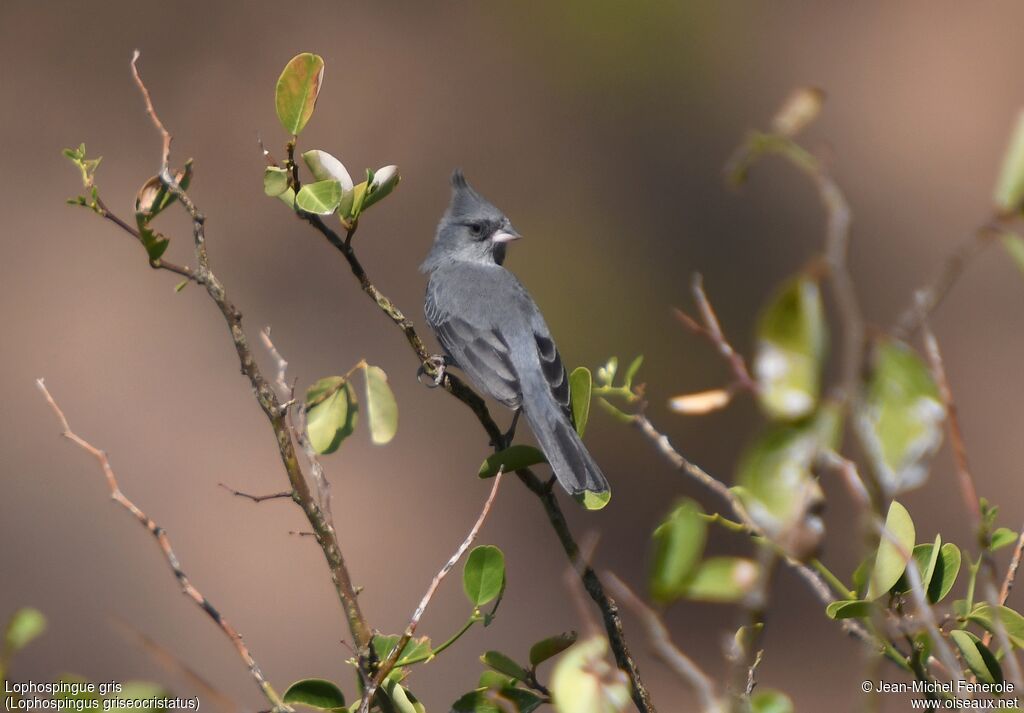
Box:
[420,170,522,273]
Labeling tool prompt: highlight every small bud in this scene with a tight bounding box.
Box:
[772,87,825,137]
[371,164,398,189]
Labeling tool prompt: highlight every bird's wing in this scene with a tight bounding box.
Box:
[425,274,522,409]
[531,314,571,418]
[425,264,570,415]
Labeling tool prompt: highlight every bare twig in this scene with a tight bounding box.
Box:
[111,617,240,713]
[125,53,372,661]
[36,379,288,712]
[360,471,505,713]
[920,320,981,526]
[673,274,757,393]
[893,225,1001,339]
[999,528,1024,606]
[604,573,718,713]
[745,650,764,697]
[218,483,293,503]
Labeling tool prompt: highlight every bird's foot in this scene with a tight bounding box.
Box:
[417,354,449,388]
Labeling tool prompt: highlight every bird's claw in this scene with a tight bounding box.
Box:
[417,355,448,388]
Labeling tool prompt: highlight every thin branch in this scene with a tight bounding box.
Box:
[893,225,1001,339]
[126,53,373,660]
[259,327,333,522]
[300,185,657,713]
[111,617,240,713]
[999,527,1024,606]
[359,471,506,713]
[673,274,757,393]
[920,320,981,527]
[218,483,293,504]
[36,379,288,712]
[604,572,718,713]
[921,319,1022,683]
[632,412,893,653]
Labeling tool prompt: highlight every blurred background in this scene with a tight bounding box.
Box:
[3,2,1024,710]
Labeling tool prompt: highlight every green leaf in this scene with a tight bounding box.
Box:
[305,377,358,455]
[372,635,433,666]
[649,499,707,604]
[275,53,325,136]
[750,690,794,713]
[342,181,369,222]
[753,276,827,420]
[852,556,873,599]
[569,367,592,437]
[282,679,346,711]
[930,543,961,603]
[573,489,612,511]
[950,629,1003,684]
[733,405,839,545]
[825,600,874,620]
[498,688,544,713]
[4,607,46,654]
[263,166,290,197]
[965,603,1024,649]
[858,338,944,493]
[680,557,760,603]
[451,691,501,713]
[894,538,941,597]
[363,365,398,445]
[463,545,506,606]
[867,500,916,600]
[529,631,578,668]
[296,180,342,215]
[994,111,1024,215]
[551,636,630,713]
[277,187,297,210]
[380,678,425,713]
[481,651,529,681]
[623,355,644,388]
[301,150,353,191]
[991,527,1019,552]
[478,671,516,691]
[362,165,401,211]
[479,445,547,479]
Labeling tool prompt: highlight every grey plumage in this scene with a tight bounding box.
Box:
[421,170,610,500]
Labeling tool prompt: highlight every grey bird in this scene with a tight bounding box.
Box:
[420,170,610,503]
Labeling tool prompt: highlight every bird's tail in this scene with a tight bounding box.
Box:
[521,382,610,502]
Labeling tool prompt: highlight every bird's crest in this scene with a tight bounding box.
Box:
[450,169,468,189]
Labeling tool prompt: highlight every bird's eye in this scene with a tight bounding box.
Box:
[468,222,485,238]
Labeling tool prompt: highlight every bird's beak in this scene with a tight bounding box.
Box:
[491,228,522,244]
